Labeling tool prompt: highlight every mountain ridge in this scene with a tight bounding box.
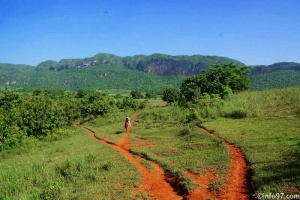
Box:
[34,53,245,76]
[1,53,299,91]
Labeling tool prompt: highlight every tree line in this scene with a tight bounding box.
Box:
[0,90,147,151]
[0,62,255,151]
[162,63,251,106]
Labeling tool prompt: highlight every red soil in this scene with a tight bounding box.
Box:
[198,125,251,200]
[186,169,220,200]
[85,114,182,200]
[84,116,251,200]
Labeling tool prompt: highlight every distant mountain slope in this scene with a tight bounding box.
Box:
[1,57,185,91]
[250,70,300,90]
[1,54,299,91]
[35,53,245,76]
[249,62,300,90]
[250,62,300,75]
[122,53,245,76]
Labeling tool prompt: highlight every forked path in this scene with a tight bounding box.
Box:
[198,125,251,200]
[84,115,252,199]
[84,114,182,200]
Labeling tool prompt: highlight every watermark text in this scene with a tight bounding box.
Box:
[256,193,300,199]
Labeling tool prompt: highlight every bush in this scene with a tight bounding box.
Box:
[225,110,248,119]
[130,89,144,99]
[145,90,156,99]
[81,92,117,118]
[117,96,139,110]
[162,87,179,105]
[178,128,191,136]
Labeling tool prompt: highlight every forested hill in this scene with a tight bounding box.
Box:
[121,53,245,75]
[1,53,299,91]
[36,53,245,76]
[250,62,300,75]
[250,62,300,90]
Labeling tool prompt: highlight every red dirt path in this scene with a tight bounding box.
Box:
[198,125,251,200]
[84,114,182,200]
[84,115,252,200]
[186,169,220,200]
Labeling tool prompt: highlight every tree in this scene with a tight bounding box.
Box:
[203,63,250,94]
[130,89,144,99]
[180,63,250,104]
[145,90,156,99]
[162,87,179,105]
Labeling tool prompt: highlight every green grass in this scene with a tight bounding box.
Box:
[196,87,300,119]
[129,111,231,191]
[85,123,126,145]
[99,89,132,96]
[84,112,135,144]
[198,88,300,194]
[203,116,300,194]
[147,98,166,107]
[1,87,298,198]
[0,127,142,199]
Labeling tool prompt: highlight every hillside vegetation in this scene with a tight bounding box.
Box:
[0,76,299,198]
[1,53,243,91]
[1,53,300,92]
[0,59,299,199]
[250,62,300,90]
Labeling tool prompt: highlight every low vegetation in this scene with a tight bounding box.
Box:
[0,128,141,199]
[0,60,299,198]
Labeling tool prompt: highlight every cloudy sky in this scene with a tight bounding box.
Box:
[0,0,299,66]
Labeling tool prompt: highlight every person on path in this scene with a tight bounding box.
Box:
[124,116,131,129]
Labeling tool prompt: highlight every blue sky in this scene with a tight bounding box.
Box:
[0,0,299,66]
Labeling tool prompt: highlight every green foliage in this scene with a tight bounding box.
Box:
[123,53,245,76]
[81,92,117,119]
[145,90,156,99]
[250,62,300,76]
[0,90,22,109]
[130,89,144,99]
[250,70,300,90]
[179,63,250,106]
[116,96,147,110]
[185,87,300,120]
[132,107,230,191]
[75,89,90,98]
[162,87,179,105]
[19,96,69,137]
[1,57,299,92]
[0,128,141,199]
[0,90,122,151]
[203,117,300,194]
[224,110,248,119]
[1,59,185,92]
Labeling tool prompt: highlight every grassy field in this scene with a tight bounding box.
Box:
[1,87,299,199]
[132,111,230,174]
[123,107,231,191]
[196,87,300,194]
[98,89,132,96]
[126,88,300,195]
[203,117,300,194]
[0,127,142,200]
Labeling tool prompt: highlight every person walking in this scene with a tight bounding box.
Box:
[124,116,131,129]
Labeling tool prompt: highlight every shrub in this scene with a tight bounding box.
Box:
[178,128,191,136]
[225,110,248,119]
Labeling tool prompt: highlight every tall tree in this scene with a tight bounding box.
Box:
[180,63,250,103]
[162,87,179,105]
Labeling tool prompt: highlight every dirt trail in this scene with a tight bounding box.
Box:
[84,115,252,199]
[186,170,220,200]
[198,125,251,200]
[84,114,182,200]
